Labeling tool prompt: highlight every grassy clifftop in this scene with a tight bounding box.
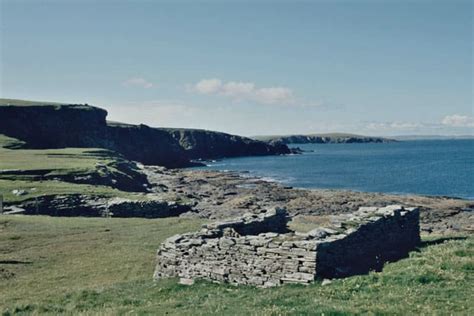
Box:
[0,98,64,106]
[0,98,98,111]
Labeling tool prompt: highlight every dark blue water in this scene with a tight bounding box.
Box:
[200,140,474,199]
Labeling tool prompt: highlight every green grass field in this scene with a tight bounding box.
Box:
[1,215,472,315]
[0,179,136,204]
[0,135,144,203]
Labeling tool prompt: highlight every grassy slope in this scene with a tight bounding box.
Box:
[1,146,106,173]
[0,180,135,204]
[0,136,25,149]
[0,135,141,203]
[1,215,472,315]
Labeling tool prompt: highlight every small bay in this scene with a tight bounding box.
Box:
[200,139,474,199]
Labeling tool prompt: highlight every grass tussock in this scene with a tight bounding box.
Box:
[0,215,472,315]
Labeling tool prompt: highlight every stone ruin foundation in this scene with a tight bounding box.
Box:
[154,205,420,287]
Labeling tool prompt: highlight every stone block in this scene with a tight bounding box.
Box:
[219,238,236,248]
[179,278,194,285]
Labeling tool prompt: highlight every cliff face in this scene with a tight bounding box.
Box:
[165,128,292,159]
[0,100,291,167]
[0,104,108,148]
[106,123,192,168]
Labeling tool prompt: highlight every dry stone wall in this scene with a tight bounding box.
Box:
[154,205,420,287]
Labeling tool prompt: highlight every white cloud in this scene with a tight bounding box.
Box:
[254,87,293,105]
[441,114,474,127]
[103,100,196,128]
[194,78,222,94]
[222,81,255,98]
[191,78,295,105]
[122,77,154,89]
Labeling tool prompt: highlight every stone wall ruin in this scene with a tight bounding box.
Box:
[154,205,420,287]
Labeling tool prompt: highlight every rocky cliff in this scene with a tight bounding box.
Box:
[0,99,291,167]
[165,128,292,159]
[106,122,191,168]
[0,103,108,149]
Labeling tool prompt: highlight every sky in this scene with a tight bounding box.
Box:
[0,0,472,136]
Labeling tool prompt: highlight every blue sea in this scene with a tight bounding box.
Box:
[200,140,474,200]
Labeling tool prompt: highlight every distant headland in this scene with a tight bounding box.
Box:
[254,133,395,144]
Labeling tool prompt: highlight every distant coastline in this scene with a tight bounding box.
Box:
[255,133,474,144]
[391,135,474,141]
[254,133,395,144]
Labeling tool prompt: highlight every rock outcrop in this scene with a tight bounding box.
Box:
[0,149,150,192]
[2,195,192,218]
[0,99,292,168]
[154,205,420,287]
[166,128,292,159]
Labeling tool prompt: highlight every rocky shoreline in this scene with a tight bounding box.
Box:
[3,165,473,235]
[144,166,473,235]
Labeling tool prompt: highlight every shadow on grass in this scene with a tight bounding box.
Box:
[316,236,469,280]
[419,236,467,249]
[0,260,32,265]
